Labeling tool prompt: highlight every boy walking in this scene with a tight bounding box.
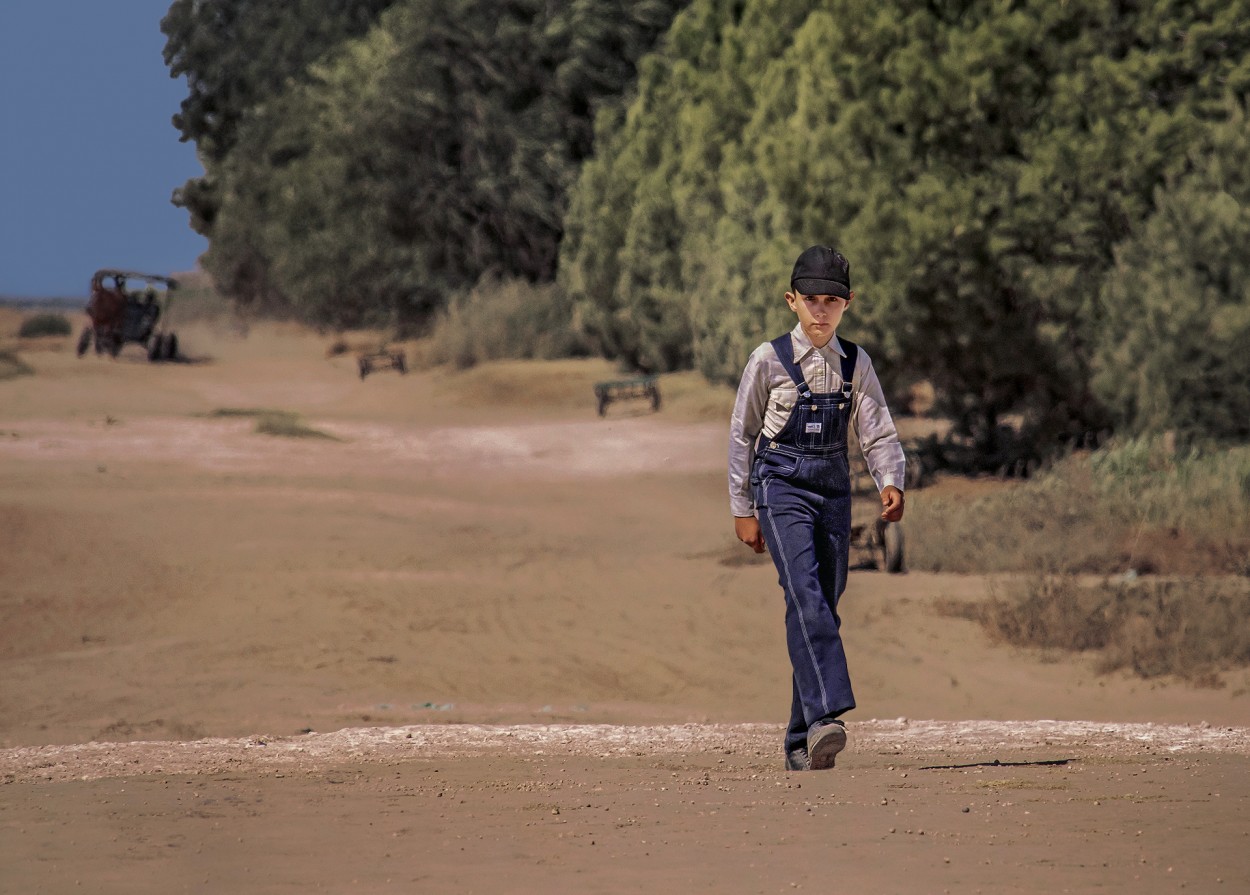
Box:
[729,245,906,771]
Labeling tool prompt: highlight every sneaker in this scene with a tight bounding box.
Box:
[807,719,847,770]
[785,747,810,771]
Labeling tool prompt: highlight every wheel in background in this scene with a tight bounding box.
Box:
[905,452,924,490]
[881,521,905,573]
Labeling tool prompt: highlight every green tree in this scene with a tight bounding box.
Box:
[173,0,685,329]
[162,0,399,234]
[562,0,1250,457]
[1093,102,1250,441]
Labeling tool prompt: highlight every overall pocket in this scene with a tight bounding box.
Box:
[752,450,800,507]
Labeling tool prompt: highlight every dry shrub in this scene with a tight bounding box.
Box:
[907,437,1250,575]
[0,349,33,380]
[907,463,1114,574]
[421,277,588,369]
[939,574,1250,683]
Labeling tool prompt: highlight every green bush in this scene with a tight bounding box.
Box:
[18,313,72,338]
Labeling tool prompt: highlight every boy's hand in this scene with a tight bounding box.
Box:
[735,515,767,553]
[880,486,905,522]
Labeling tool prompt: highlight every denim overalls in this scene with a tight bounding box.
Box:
[751,333,859,755]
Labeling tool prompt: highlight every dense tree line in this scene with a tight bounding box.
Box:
[165,1,1250,448]
[560,0,1250,449]
[162,0,686,330]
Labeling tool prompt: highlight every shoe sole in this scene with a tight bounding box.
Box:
[808,724,847,770]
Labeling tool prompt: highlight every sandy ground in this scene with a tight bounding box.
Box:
[2,314,1249,893]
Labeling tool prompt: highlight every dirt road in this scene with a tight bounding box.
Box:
[2,318,1249,892]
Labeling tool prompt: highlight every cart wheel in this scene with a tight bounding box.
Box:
[165,332,179,360]
[881,521,905,573]
[76,327,92,358]
[905,453,924,490]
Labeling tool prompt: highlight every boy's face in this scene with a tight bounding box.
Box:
[785,290,853,348]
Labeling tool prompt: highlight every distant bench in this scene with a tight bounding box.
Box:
[593,375,661,417]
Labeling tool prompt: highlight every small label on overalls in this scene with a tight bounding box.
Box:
[805,422,822,434]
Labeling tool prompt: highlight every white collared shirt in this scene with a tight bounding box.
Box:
[728,323,906,517]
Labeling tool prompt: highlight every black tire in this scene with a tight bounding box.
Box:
[76,327,92,358]
[164,332,179,360]
[881,521,905,573]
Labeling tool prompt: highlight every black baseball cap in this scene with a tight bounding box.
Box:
[790,245,851,298]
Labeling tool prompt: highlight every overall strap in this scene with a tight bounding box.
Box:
[838,337,858,398]
[771,333,859,398]
[769,334,812,398]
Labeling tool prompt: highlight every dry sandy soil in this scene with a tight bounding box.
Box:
[2,312,1249,893]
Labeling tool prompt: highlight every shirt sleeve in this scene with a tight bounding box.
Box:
[728,346,770,517]
[851,348,906,493]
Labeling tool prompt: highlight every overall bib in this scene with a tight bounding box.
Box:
[751,334,858,754]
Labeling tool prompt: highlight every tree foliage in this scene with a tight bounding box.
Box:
[161,0,399,234]
[561,0,1250,451]
[165,0,685,330]
[1093,104,1250,442]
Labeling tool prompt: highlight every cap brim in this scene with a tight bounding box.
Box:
[792,278,850,298]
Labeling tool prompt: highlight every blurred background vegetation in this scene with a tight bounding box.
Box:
[163,0,1250,467]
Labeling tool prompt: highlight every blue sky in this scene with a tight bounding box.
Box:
[0,2,207,298]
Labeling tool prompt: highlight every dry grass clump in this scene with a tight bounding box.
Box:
[938,574,1250,683]
[419,277,588,370]
[907,437,1250,576]
[0,349,33,381]
[204,408,340,440]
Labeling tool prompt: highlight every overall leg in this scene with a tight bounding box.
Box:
[784,674,807,756]
[757,474,854,746]
[812,509,854,718]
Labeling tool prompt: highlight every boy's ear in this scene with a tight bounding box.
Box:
[784,290,799,310]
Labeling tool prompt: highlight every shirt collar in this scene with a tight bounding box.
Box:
[790,323,846,361]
